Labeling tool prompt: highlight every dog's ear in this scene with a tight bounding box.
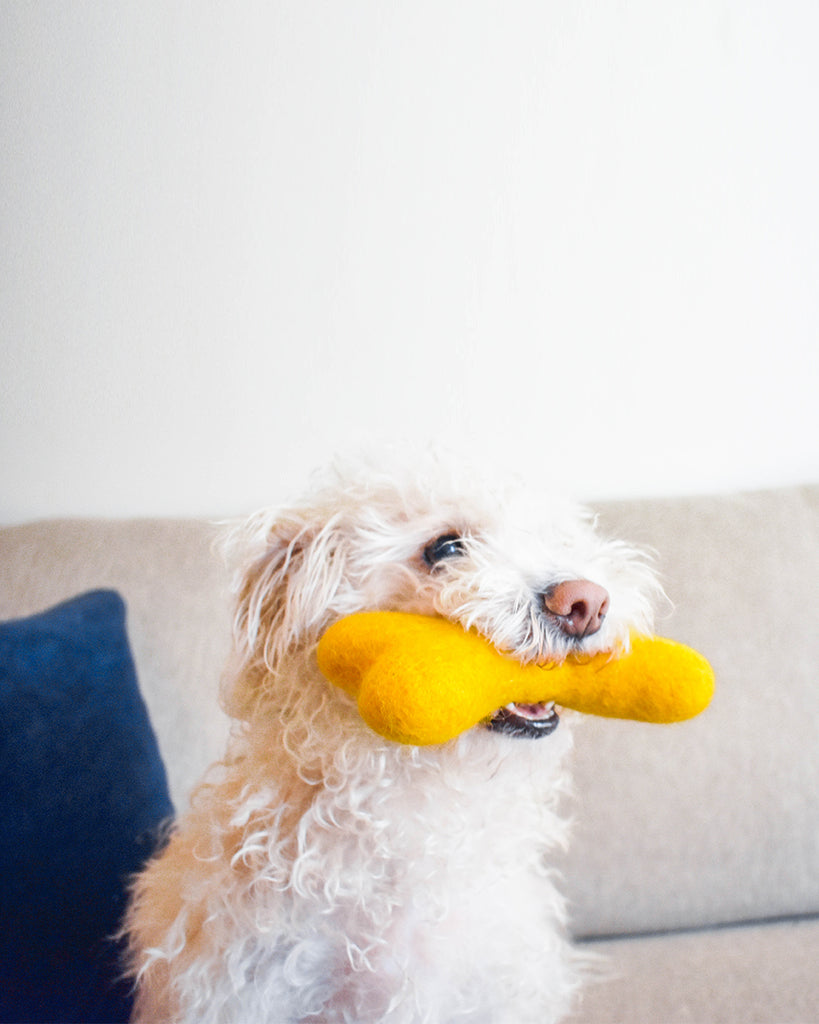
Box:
[222,509,350,718]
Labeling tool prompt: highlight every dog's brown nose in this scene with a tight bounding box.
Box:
[543,580,610,638]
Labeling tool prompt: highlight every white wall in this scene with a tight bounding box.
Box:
[2,1,817,523]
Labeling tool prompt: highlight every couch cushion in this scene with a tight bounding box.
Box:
[0,590,174,1024]
[564,915,819,1024]
[559,485,819,937]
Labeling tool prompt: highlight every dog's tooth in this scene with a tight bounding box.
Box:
[506,700,555,713]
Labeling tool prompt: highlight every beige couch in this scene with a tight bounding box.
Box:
[1,485,817,1023]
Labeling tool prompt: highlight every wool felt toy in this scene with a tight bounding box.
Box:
[316,611,715,746]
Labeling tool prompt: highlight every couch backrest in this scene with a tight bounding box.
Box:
[2,485,817,940]
[557,485,819,938]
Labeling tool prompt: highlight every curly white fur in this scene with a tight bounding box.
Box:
[125,454,660,1024]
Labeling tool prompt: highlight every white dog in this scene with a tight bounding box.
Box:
[125,455,659,1024]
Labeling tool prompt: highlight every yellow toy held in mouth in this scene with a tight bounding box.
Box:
[316,611,715,746]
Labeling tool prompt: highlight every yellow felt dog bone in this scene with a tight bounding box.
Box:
[316,611,715,746]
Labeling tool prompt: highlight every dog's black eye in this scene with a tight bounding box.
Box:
[423,533,466,567]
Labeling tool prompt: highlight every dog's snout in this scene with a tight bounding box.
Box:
[542,580,610,639]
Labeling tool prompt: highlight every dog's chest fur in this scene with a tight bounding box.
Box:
[130,716,580,1024]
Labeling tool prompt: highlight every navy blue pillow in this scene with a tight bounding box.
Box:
[0,590,174,1024]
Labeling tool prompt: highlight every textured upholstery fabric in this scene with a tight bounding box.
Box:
[565,916,819,1024]
[0,590,173,1023]
[0,519,233,809]
[557,485,819,938]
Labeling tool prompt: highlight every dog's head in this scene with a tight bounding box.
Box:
[224,455,661,740]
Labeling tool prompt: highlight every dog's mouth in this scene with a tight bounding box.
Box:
[486,701,560,739]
